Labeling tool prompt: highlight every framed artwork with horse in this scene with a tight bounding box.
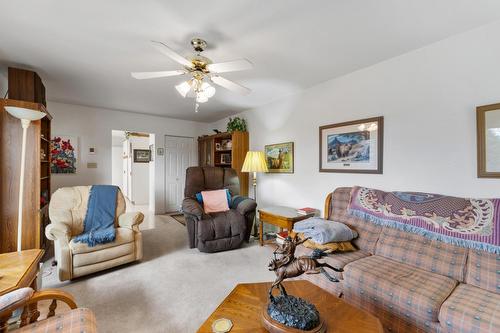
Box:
[319,117,383,174]
[265,142,294,173]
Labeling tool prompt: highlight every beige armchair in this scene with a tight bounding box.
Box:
[46,186,143,281]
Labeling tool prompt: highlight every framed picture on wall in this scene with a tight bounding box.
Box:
[319,117,383,173]
[477,103,500,178]
[51,135,78,174]
[264,142,294,173]
[134,149,151,163]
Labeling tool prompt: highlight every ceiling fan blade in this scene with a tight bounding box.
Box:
[151,40,193,68]
[131,70,186,80]
[207,59,253,73]
[211,76,251,95]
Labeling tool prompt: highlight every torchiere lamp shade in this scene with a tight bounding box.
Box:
[242,151,268,173]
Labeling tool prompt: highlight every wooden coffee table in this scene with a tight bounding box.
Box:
[197,280,383,333]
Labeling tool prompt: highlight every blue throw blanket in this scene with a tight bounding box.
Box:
[74,185,118,247]
[293,217,358,244]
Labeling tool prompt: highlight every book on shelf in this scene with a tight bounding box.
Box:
[297,207,315,215]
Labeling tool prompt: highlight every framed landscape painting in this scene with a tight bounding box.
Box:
[477,103,500,178]
[319,117,383,173]
[265,142,294,173]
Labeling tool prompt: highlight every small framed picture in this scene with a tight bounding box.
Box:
[156,147,164,156]
[89,147,96,155]
[477,103,500,178]
[319,117,383,173]
[215,143,221,151]
[265,142,294,173]
[221,153,231,164]
[134,149,151,163]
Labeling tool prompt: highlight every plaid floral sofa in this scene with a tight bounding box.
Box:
[296,187,500,333]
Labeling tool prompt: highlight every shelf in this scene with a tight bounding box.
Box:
[40,176,50,180]
[41,137,49,143]
[41,160,49,163]
[215,149,232,152]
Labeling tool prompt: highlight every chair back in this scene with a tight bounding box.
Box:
[184,166,240,198]
[49,186,125,236]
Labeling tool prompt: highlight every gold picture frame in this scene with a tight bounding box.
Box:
[477,103,500,178]
[264,142,294,173]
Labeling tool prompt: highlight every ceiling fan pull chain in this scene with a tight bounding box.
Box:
[195,102,200,113]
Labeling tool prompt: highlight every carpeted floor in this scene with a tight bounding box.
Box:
[42,215,274,333]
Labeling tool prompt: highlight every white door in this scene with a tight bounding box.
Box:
[122,140,129,198]
[165,136,194,212]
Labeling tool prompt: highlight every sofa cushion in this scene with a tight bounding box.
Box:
[295,245,370,280]
[328,188,382,254]
[465,249,500,294]
[18,308,96,333]
[69,227,134,254]
[197,210,246,252]
[375,226,468,281]
[439,283,500,333]
[343,255,457,322]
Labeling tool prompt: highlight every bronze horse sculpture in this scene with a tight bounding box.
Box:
[268,235,342,300]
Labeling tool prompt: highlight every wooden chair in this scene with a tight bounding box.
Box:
[0,288,96,332]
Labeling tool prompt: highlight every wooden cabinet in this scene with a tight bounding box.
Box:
[198,131,249,196]
[0,99,52,254]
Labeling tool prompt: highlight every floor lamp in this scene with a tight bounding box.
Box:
[241,151,268,237]
[4,106,46,252]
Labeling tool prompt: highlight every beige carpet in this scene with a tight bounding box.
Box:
[42,215,274,333]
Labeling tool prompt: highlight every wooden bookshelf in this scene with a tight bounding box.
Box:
[198,131,249,196]
[0,99,52,254]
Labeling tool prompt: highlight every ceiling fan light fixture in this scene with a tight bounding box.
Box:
[196,94,209,103]
[175,81,192,98]
[201,82,216,98]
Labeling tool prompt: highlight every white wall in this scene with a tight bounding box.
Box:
[129,135,150,205]
[209,20,500,215]
[49,102,204,213]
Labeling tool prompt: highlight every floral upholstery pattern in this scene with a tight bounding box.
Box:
[439,284,500,333]
[343,255,457,323]
[465,249,500,294]
[375,227,468,281]
[17,308,96,333]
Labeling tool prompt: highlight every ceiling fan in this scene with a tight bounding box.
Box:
[131,38,252,111]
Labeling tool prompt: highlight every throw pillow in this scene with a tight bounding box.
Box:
[291,231,356,253]
[293,217,358,244]
[201,189,230,213]
[196,189,231,205]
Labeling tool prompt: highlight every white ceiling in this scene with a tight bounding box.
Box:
[1,1,500,122]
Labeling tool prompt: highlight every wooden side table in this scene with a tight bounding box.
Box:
[0,249,44,296]
[258,206,315,246]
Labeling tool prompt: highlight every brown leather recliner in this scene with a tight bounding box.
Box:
[182,166,257,253]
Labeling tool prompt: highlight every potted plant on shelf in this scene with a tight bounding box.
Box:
[226,117,247,133]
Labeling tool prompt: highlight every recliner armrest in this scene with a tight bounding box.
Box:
[118,212,144,228]
[231,195,257,215]
[182,198,207,219]
[45,223,71,242]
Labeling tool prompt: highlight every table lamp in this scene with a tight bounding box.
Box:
[242,151,268,236]
[4,106,46,252]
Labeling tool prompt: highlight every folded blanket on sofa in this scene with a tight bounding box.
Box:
[348,186,500,253]
[293,217,358,244]
[74,185,118,247]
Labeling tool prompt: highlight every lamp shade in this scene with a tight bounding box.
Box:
[4,106,46,121]
[241,151,268,173]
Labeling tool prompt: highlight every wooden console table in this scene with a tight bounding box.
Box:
[0,249,44,296]
[197,281,383,333]
[258,206,315,246]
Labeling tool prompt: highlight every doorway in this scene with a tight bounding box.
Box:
[164,135,195,213]
[111,130,155,227]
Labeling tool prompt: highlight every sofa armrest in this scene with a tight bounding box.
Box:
[182,198,207,219]
[45,223,71,242]
[118,212,144,228]
[231,195,257,216]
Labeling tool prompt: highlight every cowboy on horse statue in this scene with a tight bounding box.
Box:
[268,235,342,301]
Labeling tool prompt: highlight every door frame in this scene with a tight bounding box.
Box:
[164,135,196,213]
